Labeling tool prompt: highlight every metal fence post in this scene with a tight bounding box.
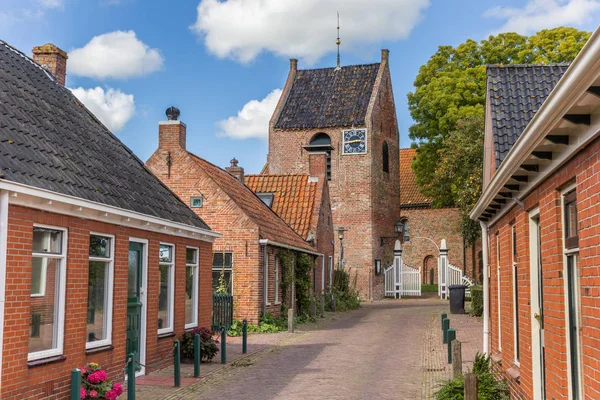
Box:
[447,329,456,364]
[71,368,81,400]
[174,340,181,387]
[194,334,200,378]
[221,328,227,364]
[126,353,136,400]
[443,318,450,344]
[242,319,248,354]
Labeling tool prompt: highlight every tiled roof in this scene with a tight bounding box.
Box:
[245,174,317,240]
[0,41,210,230]
[274,63,380,129]
[399,148,430,207]
[191,156,314,252]
[487,64,569,167]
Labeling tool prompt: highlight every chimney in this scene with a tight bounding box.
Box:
[158,106,186,151]
[308,152,327,180]
[381,49,389,63]
[226,158,245,183]
[32,43,68,86]
[290,58,298,72]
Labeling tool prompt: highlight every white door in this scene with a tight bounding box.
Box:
[529,213,545,399]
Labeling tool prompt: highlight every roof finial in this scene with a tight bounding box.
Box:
[335,12,341,70]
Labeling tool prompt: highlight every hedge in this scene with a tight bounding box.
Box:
[470,285,483,317]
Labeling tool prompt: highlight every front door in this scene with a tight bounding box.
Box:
[127,242,144,373]
[530,214,546,399]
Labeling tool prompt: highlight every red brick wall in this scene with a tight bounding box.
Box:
[268,60,400,300]
[1,205,212,400]
[487,135,600,399]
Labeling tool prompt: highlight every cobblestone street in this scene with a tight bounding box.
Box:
[149,296,482,400]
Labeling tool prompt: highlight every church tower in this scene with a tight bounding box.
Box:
[267,50,400,300]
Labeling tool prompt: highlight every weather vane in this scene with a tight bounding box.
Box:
[336,12,341,69]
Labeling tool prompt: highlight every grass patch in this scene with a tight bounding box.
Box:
[421,284,438,293]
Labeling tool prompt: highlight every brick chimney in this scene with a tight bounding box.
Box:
[308,152,328,180]
[290,58,298,72]
[32,43,68,86]
[381,49,389,63]
[158,106,186,151]
[226,158,244,182]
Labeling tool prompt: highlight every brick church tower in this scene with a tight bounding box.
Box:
[267,50,400,300]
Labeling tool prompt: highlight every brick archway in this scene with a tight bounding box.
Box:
[423,255,436,285]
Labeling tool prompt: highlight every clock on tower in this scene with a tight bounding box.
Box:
[342,129,367,155]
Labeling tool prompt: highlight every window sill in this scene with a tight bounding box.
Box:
[157,331,176,339]
[491,353,502,364]
[28,355,66,368]
[184,324,198,331]
[506,366,521,382]
[265,302,272,306]
[86,345,114,355]
[274,301,281,305]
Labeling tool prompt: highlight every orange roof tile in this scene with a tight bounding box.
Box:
[190,155,314,252]
[245,174,317,240]
[400,148,430,206]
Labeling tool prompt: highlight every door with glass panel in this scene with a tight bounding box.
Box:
[530,215,546,399]
[127,242,143,372]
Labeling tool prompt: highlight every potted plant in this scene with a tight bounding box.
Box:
[79,362,123,399]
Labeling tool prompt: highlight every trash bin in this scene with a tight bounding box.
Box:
[449,284,467,314]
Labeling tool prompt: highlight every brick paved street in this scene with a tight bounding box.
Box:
[145,296,482,400]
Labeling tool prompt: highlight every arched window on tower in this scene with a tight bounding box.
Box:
[382,141,389,173]
[309,133,332,180]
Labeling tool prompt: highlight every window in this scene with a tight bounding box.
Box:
[309,133,332,180]
[563,189,581,399]
[274,257,280,304]
[512,225,520,364]
[158,244,175,334]
[382,142,389,173]
[401,218,410,242]
[190,197,203,208]
[87,234,114,348]
[212,252,233,294]
[257,193,274,207]
[496,234,502,351]
[29,226,67,361]
[185,247,199,329]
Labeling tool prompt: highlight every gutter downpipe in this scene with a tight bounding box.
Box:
[262,243,268,317]
[0,190,9,392]
[480,220,490,355]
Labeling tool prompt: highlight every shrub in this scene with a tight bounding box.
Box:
[326,269,361,312]
[180,327,219,362]
[80,362,123,400]
[470,285,483,317]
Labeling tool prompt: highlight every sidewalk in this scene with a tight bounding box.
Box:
[421,309,483,399]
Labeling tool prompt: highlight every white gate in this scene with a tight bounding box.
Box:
[384,240,422,298]
[402,264,421,296]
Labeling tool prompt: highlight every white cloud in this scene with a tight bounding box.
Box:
[39,0,64,9]
[484,0,600,35]
[70,86,135,132]
[217,89,282,139]
[191,0,430,64]
[69,31,164,80]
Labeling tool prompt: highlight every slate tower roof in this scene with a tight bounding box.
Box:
[274,63,380,129]
[487,64,570,167]
[0,40,210,230]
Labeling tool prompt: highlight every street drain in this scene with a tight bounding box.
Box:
[424,368,445,372]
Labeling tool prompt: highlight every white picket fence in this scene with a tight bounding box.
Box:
[384,262,422,298]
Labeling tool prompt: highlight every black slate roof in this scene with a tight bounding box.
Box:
[487,64,569,167]
[274,63,380,129]
[0,41,210,230]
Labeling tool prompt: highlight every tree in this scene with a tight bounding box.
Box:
[407,27,591,238]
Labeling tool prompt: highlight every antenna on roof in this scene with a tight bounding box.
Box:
[335,12,341,70]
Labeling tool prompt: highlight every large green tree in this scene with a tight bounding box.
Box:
[407,27,590,241]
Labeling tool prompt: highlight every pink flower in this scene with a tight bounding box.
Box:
[80,366,87,374]
[89,390,98,398]
[87,372,101,384]
[112,382,123,396]
[95,370,107,382]
[105,389,117,400]
[80,388,87,399]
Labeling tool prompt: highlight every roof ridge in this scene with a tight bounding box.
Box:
[246,173,309,178]
[486,63,571,69]
[298,62,380,73]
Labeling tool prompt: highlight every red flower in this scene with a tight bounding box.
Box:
[112,382,123,396]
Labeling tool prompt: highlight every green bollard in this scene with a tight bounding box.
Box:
[443,318,450,344]
[194,334,200,378]
[242,319,248,354]
[221,328,227,364]
[126,353,136,400]
[71,368,81,400]
[174,340,181,387]
[447,329,456,364]
[441,312,447,329]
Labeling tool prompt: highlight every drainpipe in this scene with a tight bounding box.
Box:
[262,243,268,317]
[480,220,490,354]
[0,190,9,390]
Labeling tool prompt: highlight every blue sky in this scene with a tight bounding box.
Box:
[1,0,599,173]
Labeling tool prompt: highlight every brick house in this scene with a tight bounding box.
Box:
[0,42,219,399]
[245,169,335,293]
[470,28,600,399]
[399,148,482,283]
[146,113,320,324]
[267,50,401,300]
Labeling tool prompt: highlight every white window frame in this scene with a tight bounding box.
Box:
[158,242,175,335]
[185,246,199,329]
[512,224,520,366]
[31,258,47,297]
[496,234,502,352]
[86,232,115,350]
[212,252,234,295]
[28,224,67,362]
[561,184,583,400]
[274,256,280,305]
